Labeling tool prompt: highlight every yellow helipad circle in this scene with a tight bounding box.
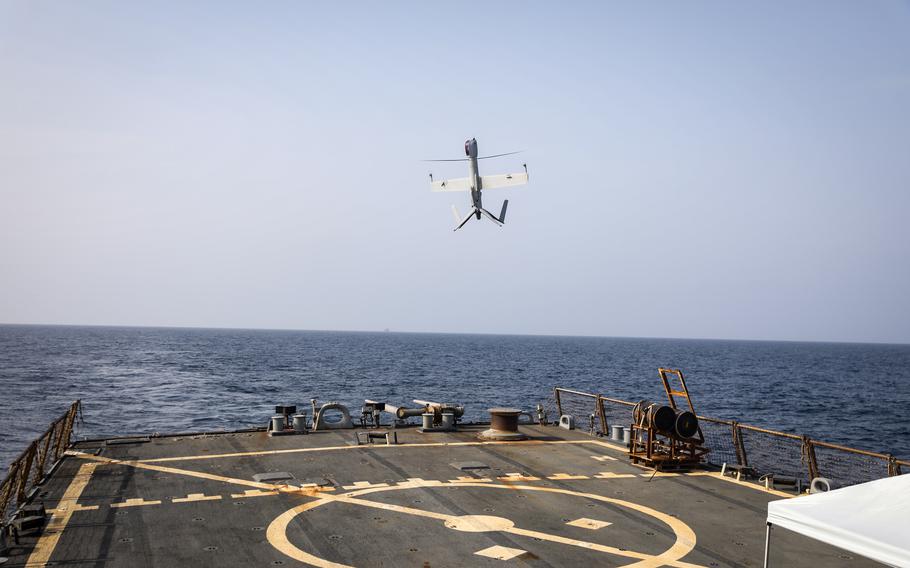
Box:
[444,514,515,532]
[267,482,699,568]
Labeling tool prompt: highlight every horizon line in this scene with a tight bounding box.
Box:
[1,321,907,348]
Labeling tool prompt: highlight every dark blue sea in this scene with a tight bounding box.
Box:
[1,324,909,469]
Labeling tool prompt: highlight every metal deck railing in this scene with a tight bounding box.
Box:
[0,400,82,525]
[552,387,908,488]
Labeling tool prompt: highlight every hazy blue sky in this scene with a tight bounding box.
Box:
[2,2,909,343]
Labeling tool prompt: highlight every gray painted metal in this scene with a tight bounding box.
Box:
[313,403,354,430]
[252,472,294,483]
[450,461,490,471]
[7,424,879,568]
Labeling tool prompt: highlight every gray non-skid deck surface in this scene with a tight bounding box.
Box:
[5,425,875,567]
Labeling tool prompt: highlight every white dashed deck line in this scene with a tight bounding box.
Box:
[547,473,590,480]
[593,472,636,479]
[566,517,612,530]
[111,498,161,508]
[173,493,222,503]
[475,545,527,560]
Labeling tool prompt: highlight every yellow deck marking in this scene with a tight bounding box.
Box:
[701,471,796,498]
[267,482,705,568]
[396,478,444,488]
[475,544,527,560]
[26,462,99,567]
[130,439,619,463]
[498,473,540,482]
[445,514,514,532]
[232,489,279,498]
[449,476,493,483]
[591,455,618,462]
[639,472,681,478]
[594,472,636,479]
[71,451,280,491]
[547,473,589,480]
[48,504,99,513]
[63,450,705,567]
[111,498,162,508]
[341,481,389,490]
[566,517,612,530]
[173,493,222,503]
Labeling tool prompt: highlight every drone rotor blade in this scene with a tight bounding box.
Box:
[422,158,470,162]
[477,150,524,160]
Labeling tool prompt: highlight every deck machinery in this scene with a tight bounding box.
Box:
[629,368,710,470]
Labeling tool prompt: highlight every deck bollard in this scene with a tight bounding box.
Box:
[480,408,528,441]
[611,425,623,441]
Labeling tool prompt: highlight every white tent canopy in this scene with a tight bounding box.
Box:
[765,474,910,568]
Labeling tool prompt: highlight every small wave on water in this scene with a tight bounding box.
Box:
[1,324,909,468]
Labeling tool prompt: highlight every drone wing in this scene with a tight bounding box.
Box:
[480,172,529,190]
[430,177,473,192]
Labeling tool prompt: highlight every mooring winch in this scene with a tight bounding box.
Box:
[632,400,699,440]
[628,369,709,470]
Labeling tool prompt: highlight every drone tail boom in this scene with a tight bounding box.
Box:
[479,207,504,227]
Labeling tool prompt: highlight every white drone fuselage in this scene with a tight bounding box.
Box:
[429,138,528,231]
[465,138,484,220]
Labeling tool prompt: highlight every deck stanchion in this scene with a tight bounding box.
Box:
[802,436,820,480]
[732,422,748,467]
[763,523,772,568]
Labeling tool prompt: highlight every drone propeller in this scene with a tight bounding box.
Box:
[477,150,524,160]
[422,150,524,162]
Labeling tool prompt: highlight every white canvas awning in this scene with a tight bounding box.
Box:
[765,474,910,567]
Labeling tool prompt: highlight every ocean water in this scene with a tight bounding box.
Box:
[1,324,909,469]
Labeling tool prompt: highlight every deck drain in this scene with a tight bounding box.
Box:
[233,501,244,505]
[329,535,342,540]
[645,532,655,536]
[409,548,418,552]
[272,561,285,565]
[119,537,133,543]
[839,555,852,560]
[115,511,129,516]
[413,499,422,504]
[585,503,596,508]
[251,526,265,531]
[204,546,218,551]
[734,542,744,546]
[483,508,495,512]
